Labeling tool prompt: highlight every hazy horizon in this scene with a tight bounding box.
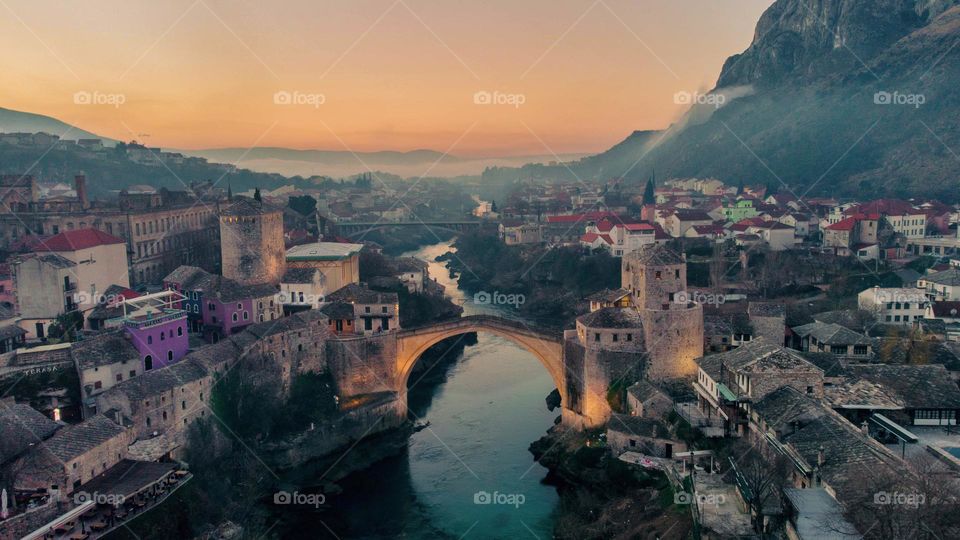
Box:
[0,0,773,158]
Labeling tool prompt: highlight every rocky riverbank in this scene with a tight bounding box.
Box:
[529,424,693,540]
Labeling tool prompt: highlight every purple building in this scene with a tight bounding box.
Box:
[109,290,190,371]
[162,265,282,343]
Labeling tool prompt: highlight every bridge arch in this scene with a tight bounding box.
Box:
[395,315,566,407]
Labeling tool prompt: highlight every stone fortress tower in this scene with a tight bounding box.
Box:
[622,244,704,380]
[220,195,286,286]
[563,244,704,426]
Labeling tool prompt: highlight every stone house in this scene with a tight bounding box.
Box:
[14,414,133,494]
[326,283,399,335]
[789,321,873,358]
[73,331,142,412]
[606,413,686,458]
[10,253,78,340]
[694,339,825,436]
[626,380,673,419]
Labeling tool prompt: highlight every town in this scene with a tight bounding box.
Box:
[1,165,960,539]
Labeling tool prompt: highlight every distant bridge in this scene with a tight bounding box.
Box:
[330,220,489,238]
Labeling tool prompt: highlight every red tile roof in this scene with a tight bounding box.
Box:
[826,217,858,231]
[33,228,125,252]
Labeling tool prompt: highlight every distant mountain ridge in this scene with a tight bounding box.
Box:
[0,107,117,144]
[489,0,960,201]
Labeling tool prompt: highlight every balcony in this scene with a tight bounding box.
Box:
[63,281,77,292]
[122,308,187,330]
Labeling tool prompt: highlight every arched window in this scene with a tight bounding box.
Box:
[144,355,153,371]
[177,326,183,336]
[167,350,173,362]
[232,313,238,322]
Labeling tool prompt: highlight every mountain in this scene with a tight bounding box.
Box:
[0,107,117,144]
[491,0,960,201]
[180,147,588,179]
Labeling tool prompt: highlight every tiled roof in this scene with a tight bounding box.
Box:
[163,265,208,287]
[608,413,670,438]
[577,307,643,329]
[843,364,960,410]
[624,244,684,266]
[930,302,960,317]
[101,359,209,402]
[626,381,667,403]
[922,268,960,286]
[0,403,60,464]
[327,283,397,304]
[32,228,126,252]
[221,196,283,216]
[72,331,140,370]
[792,322,872,346]
[585,288,630,303]
[0,324,27,341]
[320,301,357,320]
[34,414,126,463]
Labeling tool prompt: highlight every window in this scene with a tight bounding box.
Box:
[853,345,868,355]
[237,303,242,309]
[182,400,186,410]
[655,271,662,280]
[243,311,249,320]
[232,313,238,322]
[365,306,371,313]
[94,381,102,390]
[144,355,153,371]
[177,326,183,336]
[116,374,123,382]
[594,333,600,342]
[130,370,136,378]
[160,332,165,341]
[168,350,174,361]
[626,334,632,342]
[382,306,388,313]
[147,335,153,345]
[612,334,619,342]
[806,386,814,394]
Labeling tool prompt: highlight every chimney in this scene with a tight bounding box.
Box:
[817,444,825,468]
[861,421,869,436]
[75,173,89,209]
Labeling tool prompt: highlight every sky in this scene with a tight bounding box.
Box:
[0,0,773,157]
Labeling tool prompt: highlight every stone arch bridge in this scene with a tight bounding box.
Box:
[396,315,565,398]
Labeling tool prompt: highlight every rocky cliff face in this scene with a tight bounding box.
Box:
[489,0,960,200]
[718,0,959,87]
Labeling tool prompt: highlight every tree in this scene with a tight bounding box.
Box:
[253,188,261,202]
[490,200,498,213]
[48,311,83,342]
[643,174,656,205]
[730,444,790,534]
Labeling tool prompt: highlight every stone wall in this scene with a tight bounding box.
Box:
[750,315,786,346]
[641,304,704,381]
[623,259,686,310]
[220,211,286,286]
[750,370,824,400]
[325,334,398,397]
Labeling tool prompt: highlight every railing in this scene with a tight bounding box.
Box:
[123,309,186,329]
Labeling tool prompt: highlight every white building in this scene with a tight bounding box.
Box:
[917,268,960,301]
[857,286,928,325]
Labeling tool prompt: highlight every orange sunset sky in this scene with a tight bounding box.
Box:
[0,0,772,157]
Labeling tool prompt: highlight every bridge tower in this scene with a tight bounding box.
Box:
[219,196,286,286]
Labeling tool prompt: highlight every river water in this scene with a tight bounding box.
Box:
[321,241,560,539]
